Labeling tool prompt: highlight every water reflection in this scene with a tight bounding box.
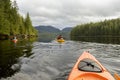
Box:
[0,38,36,78]
[75,37,120,44]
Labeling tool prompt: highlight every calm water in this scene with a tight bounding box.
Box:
[0,40,120,80]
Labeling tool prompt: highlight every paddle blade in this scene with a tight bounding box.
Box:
[114,73,120,80]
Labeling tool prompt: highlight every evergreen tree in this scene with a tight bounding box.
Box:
[71,18,120,41]
[0,0,37,39]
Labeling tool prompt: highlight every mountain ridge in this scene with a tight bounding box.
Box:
[35,25,73,33]
[35,25,73,41]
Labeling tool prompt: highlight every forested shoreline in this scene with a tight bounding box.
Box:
[71,18,120,41]
[0,0,37,39]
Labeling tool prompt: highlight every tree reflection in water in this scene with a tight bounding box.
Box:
[0,38,36,78]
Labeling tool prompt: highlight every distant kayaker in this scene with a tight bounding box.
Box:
[13,36,17,40]
[12,36,18,42]
[57,35,63,39]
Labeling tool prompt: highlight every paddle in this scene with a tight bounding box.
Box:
[114,73,120,80]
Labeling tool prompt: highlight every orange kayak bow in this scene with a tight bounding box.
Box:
[68,51,115,80]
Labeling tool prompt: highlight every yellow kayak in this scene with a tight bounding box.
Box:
[57,38,65,43]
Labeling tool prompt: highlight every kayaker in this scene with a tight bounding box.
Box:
[57,35,63,39]
[13,36,17,40]
[12,36,18,42]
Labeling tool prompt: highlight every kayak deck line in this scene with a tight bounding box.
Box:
[74,72,108,80]
[68,51,115,80]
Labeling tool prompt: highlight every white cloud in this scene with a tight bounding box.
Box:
[14,0,120,29]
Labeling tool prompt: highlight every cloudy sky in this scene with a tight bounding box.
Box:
[12,0,120,29]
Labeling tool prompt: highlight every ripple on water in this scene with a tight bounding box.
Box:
[1,41,120,80]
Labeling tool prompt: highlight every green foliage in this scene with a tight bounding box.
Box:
[0,0,37,37]
[71,18,120,41]
[24,13,38,35]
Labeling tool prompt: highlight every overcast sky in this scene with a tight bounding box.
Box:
[12,0,120,29]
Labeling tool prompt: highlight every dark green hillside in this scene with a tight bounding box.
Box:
[62,27,73,32]
[61,27,73,40]
[71,18,120,43]
[35,26,60,42]
[35,26,72,41]
[35,25,60,33]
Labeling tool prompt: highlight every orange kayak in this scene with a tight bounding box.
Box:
[12,39,18,43]
[68,51,115,80]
